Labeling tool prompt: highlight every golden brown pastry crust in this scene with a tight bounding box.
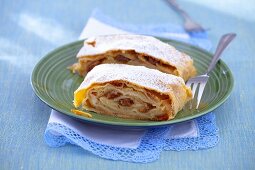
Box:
[69,34,196,81]
[74,64,192,121]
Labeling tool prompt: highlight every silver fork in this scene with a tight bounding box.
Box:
[166,0,205,33]
[186,33,236,109]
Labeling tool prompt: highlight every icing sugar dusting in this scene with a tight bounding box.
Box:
[77,64,185,93]
[77,34,192,70]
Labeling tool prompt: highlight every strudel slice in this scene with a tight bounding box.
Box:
[73,64,192,121]
[69,34,196,81]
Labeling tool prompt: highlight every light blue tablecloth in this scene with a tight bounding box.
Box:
[0,0,254,169]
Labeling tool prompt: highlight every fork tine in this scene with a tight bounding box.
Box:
[196,82,207,109]
[191,83,198,98]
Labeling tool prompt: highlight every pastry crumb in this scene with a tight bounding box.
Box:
[71,109,92,118]
[87,40,96,47]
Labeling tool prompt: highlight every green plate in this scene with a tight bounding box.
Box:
[31,38,234,128]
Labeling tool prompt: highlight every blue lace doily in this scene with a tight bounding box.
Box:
[45,113,218,163]
[164,113,219,151]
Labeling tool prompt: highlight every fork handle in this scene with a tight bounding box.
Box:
[167,0,192,22]
[206,33,236,74]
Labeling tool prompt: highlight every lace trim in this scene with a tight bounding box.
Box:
[45,113,218,163]
[164,113,219,151]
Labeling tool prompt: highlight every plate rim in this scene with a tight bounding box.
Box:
[31,37,234,127]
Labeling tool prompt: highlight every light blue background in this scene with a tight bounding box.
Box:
[0,0,254,169]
